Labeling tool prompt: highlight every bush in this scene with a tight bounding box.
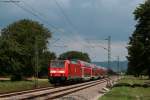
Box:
[11,74,23,81]
[113,83,131,87]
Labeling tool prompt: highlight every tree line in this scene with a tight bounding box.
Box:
[127,0,150,78]
[0,19,91,81]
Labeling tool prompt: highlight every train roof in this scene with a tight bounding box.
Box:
[51,60,105,69]
[78,60,96,67]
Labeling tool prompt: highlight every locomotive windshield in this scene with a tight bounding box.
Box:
[51,60,64,68]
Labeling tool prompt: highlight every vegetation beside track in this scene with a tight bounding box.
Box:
[100,76,150,100]
[0,78,51,94]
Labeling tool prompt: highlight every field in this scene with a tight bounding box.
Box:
[100,76,150,100]
[0,78,51,94]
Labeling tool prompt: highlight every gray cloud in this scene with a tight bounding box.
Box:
[0,0,144,61]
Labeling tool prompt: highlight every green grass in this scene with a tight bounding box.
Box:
[0,78,51,94]
[100,76,150,100]
[118,76,150,85]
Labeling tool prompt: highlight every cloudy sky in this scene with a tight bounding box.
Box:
[0,0,144,61]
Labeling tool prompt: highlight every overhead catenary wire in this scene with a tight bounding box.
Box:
[8,0,84,50]
[21,0,48,19]
[24,0,86,48]
[0,0,19,3]
[9,0,58,30]
[86,38,118,61]
[8,0,75,40]
[10,0,66,45]
[54,0,78,32]
[3,0,90,53]
[3,0,119,64]
[85,41,108,60]
[21,0,79,38]
[53,0,89,49]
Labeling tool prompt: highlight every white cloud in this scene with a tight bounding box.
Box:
[111,41,128,61]
[1,0,143,62]
[84,41,128,62]
[49,33,128,62]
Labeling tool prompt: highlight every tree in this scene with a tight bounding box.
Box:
[107,68,117,75]
[58,51,91,62]
[0,37,19,76]
[39,51,56,77]
[127,0,150,78]
[127,38,145,76]
[0,19,53,80]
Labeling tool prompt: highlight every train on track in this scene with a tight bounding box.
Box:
[48,60,107,84]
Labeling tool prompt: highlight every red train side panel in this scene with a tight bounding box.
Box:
[48,60,83,83]
[48,60,107,84]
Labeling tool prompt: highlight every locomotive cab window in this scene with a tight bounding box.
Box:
[51,60,65,68]
[70,60,78,64]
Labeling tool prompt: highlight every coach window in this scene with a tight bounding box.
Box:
[51,61,64,68]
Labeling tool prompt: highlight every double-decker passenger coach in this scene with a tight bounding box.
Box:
[48,60,107,84]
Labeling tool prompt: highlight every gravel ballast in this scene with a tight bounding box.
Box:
[56,76,119,100]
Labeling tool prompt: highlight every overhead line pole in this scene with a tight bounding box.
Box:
[109,36,111,69]
[106,36,111,69]
[117,56,120,73]
[34,37,39,88]
[86,36,112,69]
[2,0,40,88]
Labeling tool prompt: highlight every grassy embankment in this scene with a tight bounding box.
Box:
[0,78,51,94]
[100,76,150,100]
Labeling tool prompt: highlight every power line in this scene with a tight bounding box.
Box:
[20,0,86,50]
[3,0,89,52]
[54,0,78,32]
[50,38,60,45]
[8,0,76,45]
[85,36,118,69]
[18,2,87,52]
[18,2,57,29]
[21,0,48,18]
[9,0,67,34]
[0,0,19,3]
[53,0,88,49]
[3,0,115,63]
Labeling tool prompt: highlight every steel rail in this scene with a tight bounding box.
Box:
[0,78,110,100]
[40,79,108,100]
[0,87,54,98]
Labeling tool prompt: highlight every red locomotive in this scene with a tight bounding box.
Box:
[48,60,107,84]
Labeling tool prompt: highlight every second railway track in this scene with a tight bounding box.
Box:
[0,77,111,100]
[0,87,55,98]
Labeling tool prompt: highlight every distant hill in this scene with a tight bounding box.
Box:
[92,61,128,72]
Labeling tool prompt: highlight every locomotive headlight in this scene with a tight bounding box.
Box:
[50,70,65,73]
[50,70,56,73]
[59,71,65,73]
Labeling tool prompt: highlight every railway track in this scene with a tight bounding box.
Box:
[0,78,111,100]
[0,87,55,98]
